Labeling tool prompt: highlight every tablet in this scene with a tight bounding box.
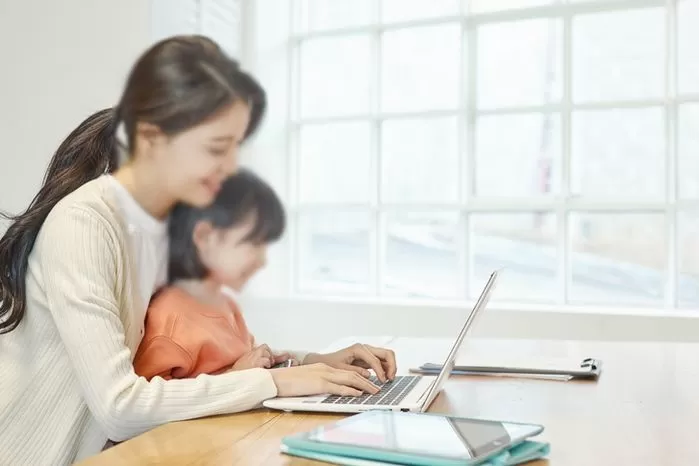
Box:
[284,411,544,465]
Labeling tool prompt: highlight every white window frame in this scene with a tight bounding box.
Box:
[257,0,699,313]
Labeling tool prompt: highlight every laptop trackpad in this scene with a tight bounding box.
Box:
[302,395,328,403]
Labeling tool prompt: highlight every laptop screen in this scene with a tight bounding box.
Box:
[417,271,499,408]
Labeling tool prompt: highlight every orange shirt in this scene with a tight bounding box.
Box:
[133,287,254,380]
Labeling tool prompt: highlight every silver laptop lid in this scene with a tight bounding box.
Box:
[419,271,499,410]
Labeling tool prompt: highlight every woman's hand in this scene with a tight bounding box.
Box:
[302,343,397,383]
[232,344,291,370]
[269,363,381,397]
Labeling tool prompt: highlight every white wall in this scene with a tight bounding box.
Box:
[0,0,151,221]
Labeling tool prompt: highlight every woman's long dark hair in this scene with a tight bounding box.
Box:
[0,35,266,334]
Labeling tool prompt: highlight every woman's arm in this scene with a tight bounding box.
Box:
[36,206,277,442]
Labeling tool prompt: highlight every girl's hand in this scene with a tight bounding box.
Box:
[232,344,290,370]
[269,363,381,397]
[271,357,300,368]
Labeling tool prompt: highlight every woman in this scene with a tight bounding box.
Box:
[0,36,395,465]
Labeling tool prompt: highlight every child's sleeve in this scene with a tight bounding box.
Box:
[133,336,194,380]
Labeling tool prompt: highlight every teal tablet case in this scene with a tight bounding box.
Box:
[281,437,550,465]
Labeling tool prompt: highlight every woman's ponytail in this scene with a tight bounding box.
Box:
[0,108,119,333]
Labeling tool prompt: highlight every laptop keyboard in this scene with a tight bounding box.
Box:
[321,375,421,406]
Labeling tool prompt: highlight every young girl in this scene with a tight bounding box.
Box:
[133,169,293,380]
[0,35,393,465]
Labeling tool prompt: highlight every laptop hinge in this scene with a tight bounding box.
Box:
[417,379,437,409]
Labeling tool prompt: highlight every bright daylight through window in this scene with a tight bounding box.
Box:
[288,0,699,309]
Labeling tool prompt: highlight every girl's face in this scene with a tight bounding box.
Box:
[194,216,268,291]
[141,100,252,209]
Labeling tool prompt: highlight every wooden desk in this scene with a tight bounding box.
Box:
[80,339,699,465]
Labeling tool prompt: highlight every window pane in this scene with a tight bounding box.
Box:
[381,0,460,23]
[678,0,699,95]
[470,213,558,301]
[571,108,664,199]
[299,122,372,203]
[381,24,461,112]
[300,35,371,118]
[569,213,666,306]
[246,238,288,296]
[297,211,371,293]
[572,8,664,102]
[470,0,556,13]
[381,117,459,203]
[679,104,699,200]
[477,19,562,109]
[678,212,699,309]
[297,0,374,33]
[476,113,561,197]
[383,212,461,298]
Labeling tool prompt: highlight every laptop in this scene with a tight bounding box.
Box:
[263,271,499,414]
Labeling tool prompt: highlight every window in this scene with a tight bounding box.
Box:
[285,0,699,309]
[151,0,242,57]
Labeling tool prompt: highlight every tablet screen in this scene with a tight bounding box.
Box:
[307,411,541,461]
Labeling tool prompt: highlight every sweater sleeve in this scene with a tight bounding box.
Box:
[36,206,278,442]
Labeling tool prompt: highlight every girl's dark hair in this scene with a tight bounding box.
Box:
[168,168,285,283]
[0,35,266,334]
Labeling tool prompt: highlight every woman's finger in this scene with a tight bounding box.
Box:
[352,344,388,382]
[327,368,380,394]
[365,345,397,380]
[350,360,372,369]
[323,382,362,397]
[337,363,371,378]
[382,360,394,380]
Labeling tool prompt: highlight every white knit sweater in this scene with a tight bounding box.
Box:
[0,177,279,465]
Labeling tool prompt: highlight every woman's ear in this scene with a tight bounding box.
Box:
[134,121,166,154]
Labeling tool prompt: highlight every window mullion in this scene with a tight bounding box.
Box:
[463,8,478,299]
[372,1,382,297]
[288,0,300,296]
[665,0,679,308]
[456,1,468,300]
[560,12,573,305]
[195,0,203,34]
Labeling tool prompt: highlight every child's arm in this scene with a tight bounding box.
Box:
[133,336,194,381]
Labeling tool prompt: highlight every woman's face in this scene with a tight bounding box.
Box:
[147,100,252,208]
